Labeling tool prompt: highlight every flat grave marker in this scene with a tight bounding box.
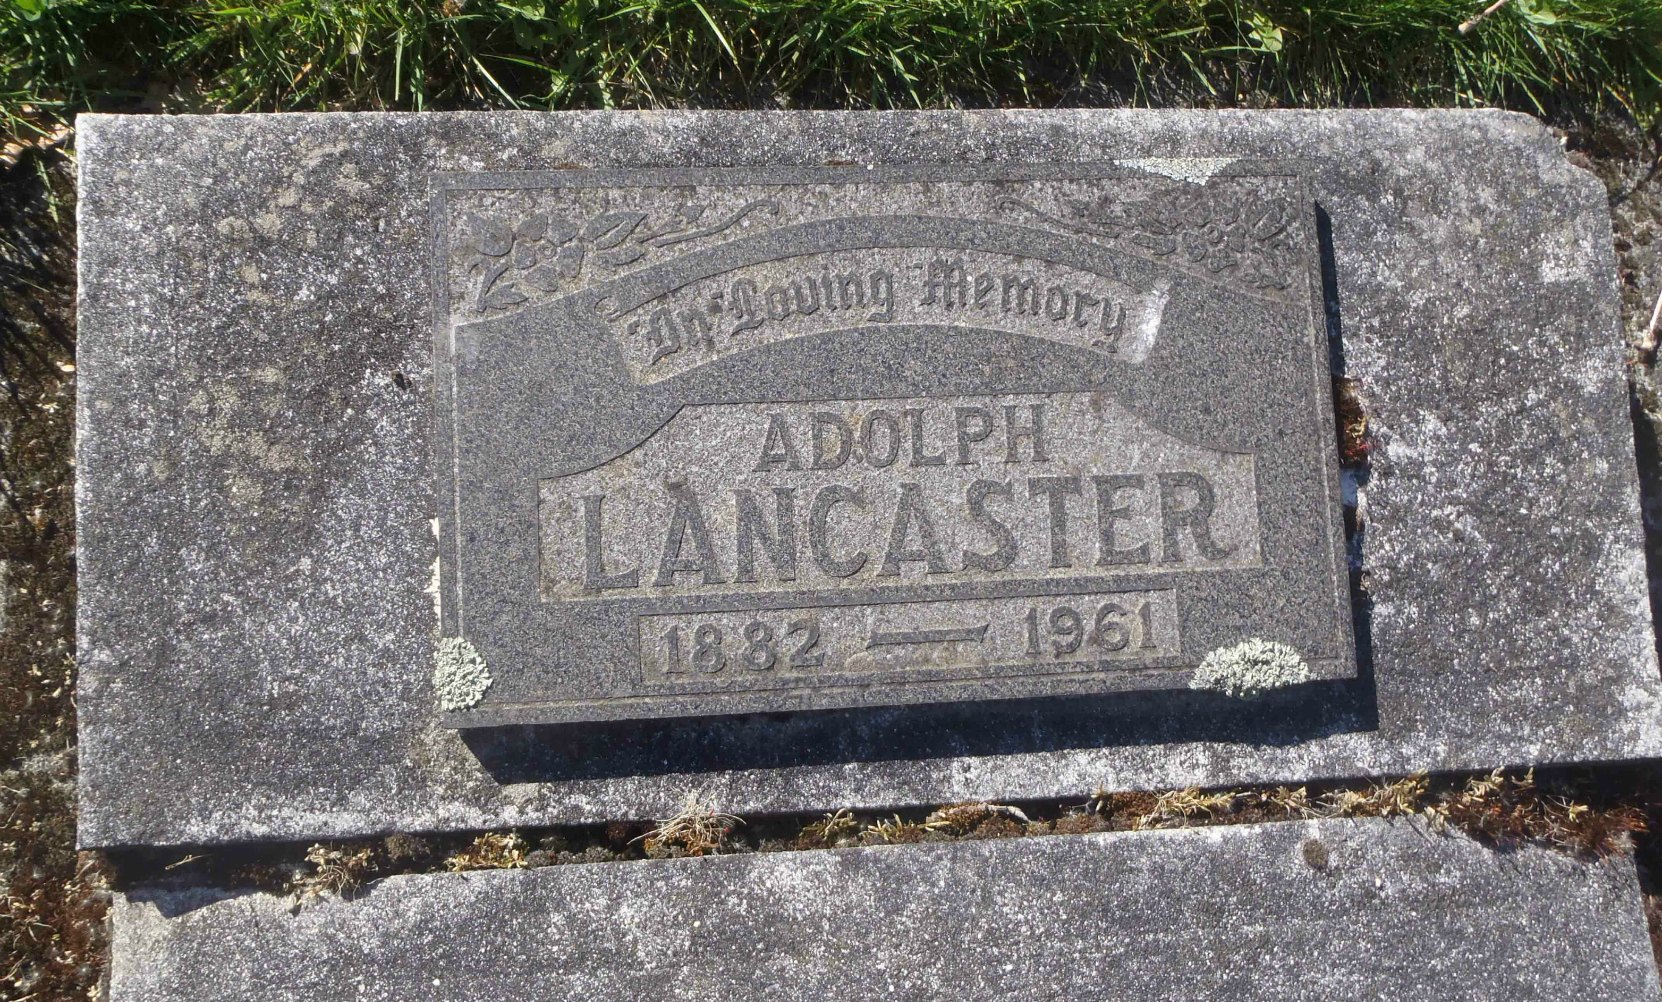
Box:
[75,110,1662,846]
[434,162,1352,725]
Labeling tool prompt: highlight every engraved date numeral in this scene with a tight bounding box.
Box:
[1023,600,1157,659]
[662,616,824,675]
[786,618,825,669]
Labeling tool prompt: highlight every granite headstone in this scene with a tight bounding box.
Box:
[434,160,1351,726]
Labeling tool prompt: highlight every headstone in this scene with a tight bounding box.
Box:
[108,819,1662,1001]
[76,110,1662,847]
[434,161,1352,726]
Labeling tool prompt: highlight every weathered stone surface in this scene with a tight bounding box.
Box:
[108,819,1662,1001]
[77,110,1662,846]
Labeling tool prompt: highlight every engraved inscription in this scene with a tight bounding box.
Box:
[639,590,1180,687]
[540,392,1260,602]
[605,247,1171,384]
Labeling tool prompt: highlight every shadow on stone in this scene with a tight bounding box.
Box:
[464,679,1377,784]
[119,883,250,920]
[1628,386,1662,669]
[1318,200,1379,708]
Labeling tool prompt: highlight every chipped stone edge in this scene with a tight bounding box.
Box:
[1116,156,1240,185]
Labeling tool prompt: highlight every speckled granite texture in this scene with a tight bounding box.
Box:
[108,819,1662,1001]
[76,110,1662,847]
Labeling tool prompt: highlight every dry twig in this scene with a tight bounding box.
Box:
[1459,0,1515,34]
[1640,283,1662,361]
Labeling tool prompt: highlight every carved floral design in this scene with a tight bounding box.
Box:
[999,183,1299,294]
[463,199,780,312]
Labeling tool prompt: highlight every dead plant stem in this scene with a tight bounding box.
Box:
[1459,0,1515,34]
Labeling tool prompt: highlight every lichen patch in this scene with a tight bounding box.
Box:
[1117,157,1238,185]
[433,637,492,710]
[1190,638,1312,698]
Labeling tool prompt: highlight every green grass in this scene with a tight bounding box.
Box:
[0,0,1659,141]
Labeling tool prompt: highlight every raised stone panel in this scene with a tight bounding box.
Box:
[76,110,1662,846]
[107,820,1662,1001]
[435,163,1351,726]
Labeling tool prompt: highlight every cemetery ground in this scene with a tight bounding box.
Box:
[6,122,1662,999]
[5,2,1662,999]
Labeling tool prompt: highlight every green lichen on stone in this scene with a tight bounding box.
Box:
[433,637,492,711]
[1190,638,1311,698]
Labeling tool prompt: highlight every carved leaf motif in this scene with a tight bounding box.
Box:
[483,285,528,309]
[1246,202,1288,241]
[598,245,646,267]
[524,264,563,292]
[1134,232,1179,255]
[583,211,647,249]
[1134,204,1181,238]
[515,214,549,241]
[1063,197,1126,238]
[1129,188,1293,290]
[461,200,779,315]
[554,243,585,278]
[468,214,512,256]
[546,217,579,246]
[991,184,1299,298]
